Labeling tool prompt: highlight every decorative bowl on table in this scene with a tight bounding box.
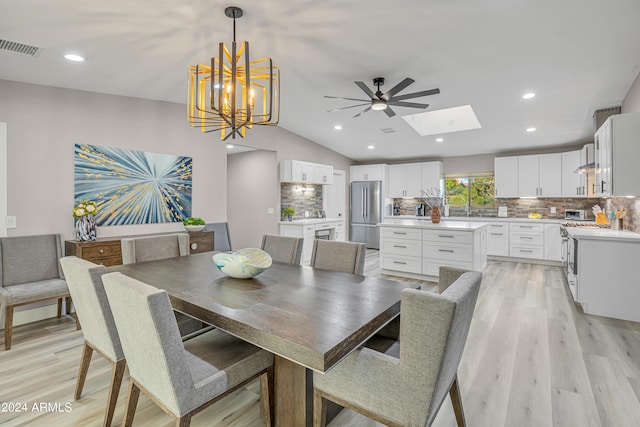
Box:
[184,225,205,232]
[212,248,272,279]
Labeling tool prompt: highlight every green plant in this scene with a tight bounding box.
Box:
[73,200,99,218]
[183,217,205,226]
[282,207,296,217]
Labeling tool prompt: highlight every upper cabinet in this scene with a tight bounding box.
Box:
[594,113,640,197]
[561,150,585,198]
[281,160,333,184]
[350,164,387,182]
[421,161,443,191]
[494,156,519,198]
[496,154,562,198]
[388,161,443,198]
[314,164,333,184]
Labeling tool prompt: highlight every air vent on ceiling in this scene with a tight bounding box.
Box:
[0,39,41,56]
[380,128,396,134]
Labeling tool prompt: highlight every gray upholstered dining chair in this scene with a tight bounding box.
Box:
[59,256,125,427]
[313,267,483,427]
[121,233,205,337]
[101,271,275,427]
[0,234,78,350]
[261,234,303,265]
[203,222,232,251]
[120,233,189,264]
[309,240,366,275]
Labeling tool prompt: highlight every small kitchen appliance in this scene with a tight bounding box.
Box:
[415,203,426,216]
[564,209,594,221]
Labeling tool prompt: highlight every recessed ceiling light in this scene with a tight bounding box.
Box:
[226,144,234,149]
[526,127,536,132]
[334,124,342,130]
[64,54,85,62]
[367,145,375,150]
[523,92,536,99]
[435,137,444,143]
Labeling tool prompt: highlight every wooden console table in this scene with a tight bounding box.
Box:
[65,231,214,266]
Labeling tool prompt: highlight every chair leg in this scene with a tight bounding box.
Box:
[313,388,328,427]
[123,381,141,427]
[75,342,94,400]
[66,296,72,314]
[57,298,63,318]
[449,376,467,427]
[75,313,82,330]
[176,414,192,427]
[104,359,126,427]
[4,305,13,350]
[260,366,275,426]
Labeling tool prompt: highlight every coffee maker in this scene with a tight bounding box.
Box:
[415,203,426,216]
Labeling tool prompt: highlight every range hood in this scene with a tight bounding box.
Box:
[574,142,595,174]
[574,162,594,174]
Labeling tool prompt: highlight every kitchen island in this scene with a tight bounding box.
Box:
[378,219,488,280]
[567,227,640,322]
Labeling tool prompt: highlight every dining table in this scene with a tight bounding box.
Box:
[108,251,415,427]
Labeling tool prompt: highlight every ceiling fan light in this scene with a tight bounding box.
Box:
[371,100,387,111]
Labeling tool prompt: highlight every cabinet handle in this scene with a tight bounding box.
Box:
[520,236,533,240]
[520,249,533,253]
[393,245,407,248]
[519,226,533,229]
[582,185,585,195]
[393,261,407,265]
[393,232,407,235]
[191,243,198,250]
[438,235,455,238]
[490,233,503,236]
[439,249,455,253]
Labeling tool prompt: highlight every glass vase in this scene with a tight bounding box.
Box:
[75,215,97,241]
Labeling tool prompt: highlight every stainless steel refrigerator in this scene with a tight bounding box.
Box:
[350,181,382,249]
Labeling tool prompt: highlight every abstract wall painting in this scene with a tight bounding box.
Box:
[74,144,192,226]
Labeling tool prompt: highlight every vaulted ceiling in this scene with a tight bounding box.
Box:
[2,0,639,161]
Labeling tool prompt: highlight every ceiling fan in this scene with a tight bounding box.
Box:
[325,77,440,118]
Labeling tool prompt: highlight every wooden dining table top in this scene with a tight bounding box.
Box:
[108,251,413,373]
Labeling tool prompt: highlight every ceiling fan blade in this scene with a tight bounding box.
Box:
[383,107,397,118]
[354,81,376,99]
[353,106,372,118]
[390,88,440,101]
[327,103,370,112]
[387,101,429,109]
[382,78,415,100]
[324,96,370,102]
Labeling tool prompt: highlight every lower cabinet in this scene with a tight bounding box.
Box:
[509,222,544,259]
[486,222,509,256]
[281,224,316,264]
[543,223,562,261]
[380,226,486,278]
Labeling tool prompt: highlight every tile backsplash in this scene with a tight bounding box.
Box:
[280,183,323,219]
[392,196,639,233]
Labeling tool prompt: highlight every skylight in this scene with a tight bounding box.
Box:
[402,105,481,136]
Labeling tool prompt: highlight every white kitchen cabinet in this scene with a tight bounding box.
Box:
[509,222,544,259]
[543,223,562,261]
[314,164,333,184]
[350,164,387,182]
[422,228,486,277]
[388,163,422,198]
[517,153,562,198]
[380,227,422,274]
[494,156,519,198]
[561,150,586,197]
[281,160,333,184]
[594,112,640,197]
[421,161,444,192]
[486,222,509,256]
[334,221,345,241]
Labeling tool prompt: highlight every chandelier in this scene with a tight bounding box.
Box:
[187,6,280,140]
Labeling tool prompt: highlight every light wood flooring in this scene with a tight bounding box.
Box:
[2,252,640,426]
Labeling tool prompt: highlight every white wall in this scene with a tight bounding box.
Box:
[623,70,640,113]
[227,149,279,248]
[0,122,6,237]
[0,79,227,240]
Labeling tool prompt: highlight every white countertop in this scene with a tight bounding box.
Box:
[566,227,640,242]
[388,215,564,223]
[279,217,344,225]
[378,218,487,230]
